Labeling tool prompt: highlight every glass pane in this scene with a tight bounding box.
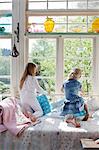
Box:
[88,0,99,9]
[27,24,45,32]
[28,16,46,24]
[29,0,46,1]
[48,2,66,9]
[68,16,87,23]
[68,24,87,32]
[28,2,47,10]
[88,16,99,32]
[53,24,66,32]
[0,1,12,10]
[29,39,56,76]
[37,77,55,94]
[68,16,87,32]
[68,0,87,9]
[88,16,99,24]
[28,16,46,32]
[0,0,12,1]
[64,38,93,95]
[29,38,56,95]
[52,16,67,23]
[0,16,12,33]
[0,39,11,95]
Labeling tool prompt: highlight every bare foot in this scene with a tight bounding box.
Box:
[66,118,81,128]
[28,112,36,122]
[95,139,99,144]
[82,113,89,121]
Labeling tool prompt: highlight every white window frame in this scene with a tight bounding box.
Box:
[1,0,98,98]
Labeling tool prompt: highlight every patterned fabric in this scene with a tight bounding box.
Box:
[0,113,99,150]
[61,79,86,117]
[37,94,51,115]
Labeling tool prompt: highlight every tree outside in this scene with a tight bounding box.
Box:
[0,49,10,95]
[29,38,93,100]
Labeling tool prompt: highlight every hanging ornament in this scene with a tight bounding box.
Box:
[44,17,55,32]
[11,36,19,57]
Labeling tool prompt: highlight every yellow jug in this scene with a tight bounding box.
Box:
[92,18,99,33]
[44,17,55,32]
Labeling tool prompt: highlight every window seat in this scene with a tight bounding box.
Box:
[0,102,99,150]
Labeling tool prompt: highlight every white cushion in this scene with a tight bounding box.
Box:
[92,110,99,118]
[86,97,99,112]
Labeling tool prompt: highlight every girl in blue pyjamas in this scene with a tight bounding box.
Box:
[61,68,89,127]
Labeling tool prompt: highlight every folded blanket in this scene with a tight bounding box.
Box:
[0,97,31,136]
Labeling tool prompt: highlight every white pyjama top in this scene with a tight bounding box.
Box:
[20,75,47,118]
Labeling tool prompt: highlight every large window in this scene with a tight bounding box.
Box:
[28,37,93,101]
[0,0,98,100]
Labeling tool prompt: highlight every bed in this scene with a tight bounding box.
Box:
[0,105,99,150]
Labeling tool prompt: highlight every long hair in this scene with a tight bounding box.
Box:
[19,62,37,90]
[68,68,81,80]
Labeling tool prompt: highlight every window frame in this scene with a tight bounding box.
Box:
[0,1,12,97]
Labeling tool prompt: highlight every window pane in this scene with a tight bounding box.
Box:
[0,0,12,10]
[48,2,66,9]
[88,0,99,9]
[0,15,12,33]
[68,24,87,32]
[37,77,55,94]
[68,16,87,23]
[28,16,46,32]
[53,24,66,32]
[28,2,47,10]
[0,39,11,95]
[51,16,67,23]
[88,16,99,32]
[29,39,56,94]
[88,16,99,24]
[68,16,87,32]
[64,38,93,95]
[68,0,87,9]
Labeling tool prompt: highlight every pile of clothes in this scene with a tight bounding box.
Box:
[0,97,31,136]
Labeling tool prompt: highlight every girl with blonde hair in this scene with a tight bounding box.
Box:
[19,62,47,122]
[61,68,89,127]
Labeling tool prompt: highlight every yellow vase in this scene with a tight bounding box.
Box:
[92,18,99,33]
[44,17,55,32]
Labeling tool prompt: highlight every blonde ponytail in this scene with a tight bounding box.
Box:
[68,68,81,80]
